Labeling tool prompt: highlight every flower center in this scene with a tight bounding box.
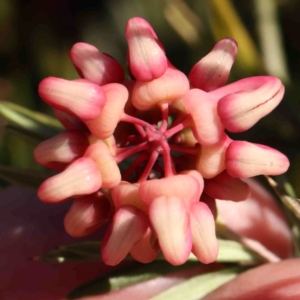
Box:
[145,126,165,154]
[115,104,197,183]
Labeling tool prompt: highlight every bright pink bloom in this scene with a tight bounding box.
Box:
[70,42,124,85]
[38,77,106,121]
[126,17,168,81]
[101,205,149,266]
[34,17,290,266]
[189,38,238,91]
[34,129,89,170]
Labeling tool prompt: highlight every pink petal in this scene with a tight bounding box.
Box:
[204,171,250,201]
[111,181,148,213]
[189,38,237,91]
[64,192,111,237]
[139,175,201,207]
[85,83,128,139]
[125,17,168,82]
[183,88,224,146]
[132,66,190,110]
[180,169,204,190]
[226,141,290,177]
[37,157,102,202]
[84,140,121,189]
[38,77,106,121]
[34,129,89,169]
[130,227,159,263]
[70,42,124,85]
[101,205,148,266]
[149,196,192,265]
[196,133,232,178]
[217,76,284,132]
[190,202,219,264]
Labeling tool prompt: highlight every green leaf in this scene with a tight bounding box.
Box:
[0,101,63,139]
[150,266,244,300]
[0,164,50,189]
[34,241,101,262]
[35,238,261,264]
[67,261,198,299]
[265,176,300,256]
[4,124,49,144]
[38,240,255,299]
[155,239,261,264]
[215,239,260,263]
[266,176,300,219]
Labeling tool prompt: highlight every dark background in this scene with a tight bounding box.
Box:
[1,0,300,192]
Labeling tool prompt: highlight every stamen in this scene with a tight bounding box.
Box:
[115,142,148,163]
[137,151,160,183]
[159,103,169,132]
[164,117,191,139]
[161,140,175,177]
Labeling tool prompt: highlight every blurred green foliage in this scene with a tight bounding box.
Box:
[0,0,300,191]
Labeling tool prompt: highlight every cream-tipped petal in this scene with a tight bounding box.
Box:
[34,129,89,169]
[126,17,167,81]
[149,196,192,265]
[130,228,159,263]
[37,157,102,202]
[204,171,250,201]
[196,134,232,179]
[189,38,237,91]
[226,141,290,178]
[139,175,201,207]
[111,181,147,213]
[184,89,224,146]
[64,192,111,237]
[132,66,189,111]
[38,77,106,121]
[180,170,204,195]
[85,83,128,139]
[217,76,284,132]
[101,205,148,266]
[70,42,124,85]
[84,140,121,189]
[190,202,219,264]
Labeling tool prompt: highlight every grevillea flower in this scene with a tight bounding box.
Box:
[34,17,290,266]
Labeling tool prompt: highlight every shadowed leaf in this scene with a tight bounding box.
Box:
[0,164,50,189]
[0,101,62,139]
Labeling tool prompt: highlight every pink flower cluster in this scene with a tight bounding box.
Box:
[34,17,289,266]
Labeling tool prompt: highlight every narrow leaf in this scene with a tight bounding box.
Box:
[150,266,244,300]
[67,261,198,299]
[155,239,261,264]
[216,239,260,263]
[0,164,50,189]
[35,238,261,264]
[5,124,46,144]
[0,101,62,139]
[34,241,101,262]
[265,176,300,256]
[266,176,300,219]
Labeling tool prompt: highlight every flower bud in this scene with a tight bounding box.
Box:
[126,17,168,81]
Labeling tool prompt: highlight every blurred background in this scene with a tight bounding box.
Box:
[1,0,300,193]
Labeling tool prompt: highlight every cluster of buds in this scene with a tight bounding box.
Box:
[34,17,289,266]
